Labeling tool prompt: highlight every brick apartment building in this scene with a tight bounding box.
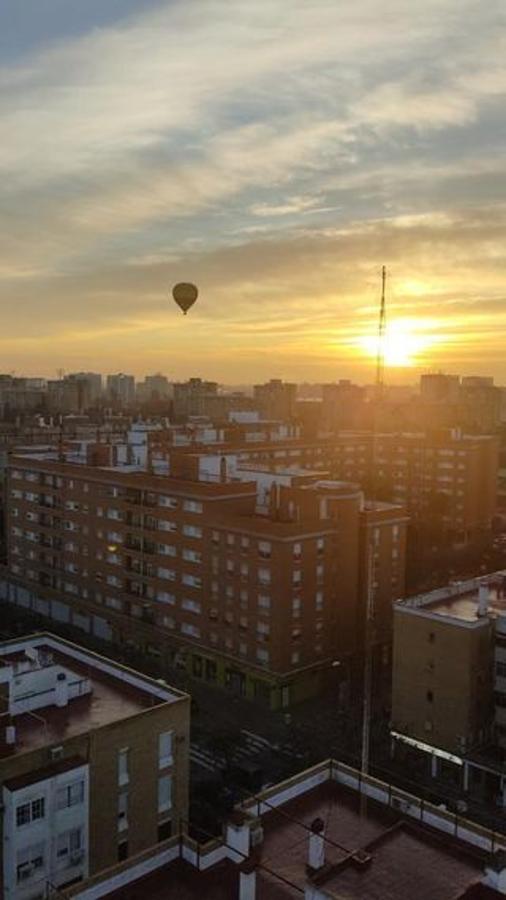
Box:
[2,443,407,709]
[0,632,190,899]
[391,571,506,807]
[162,428,497,548]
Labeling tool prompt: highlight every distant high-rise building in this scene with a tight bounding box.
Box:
[137,374,171,403]
[173,378,218,419]
[420,373,460,404]
[106,374,135,408]
[65,372,102,410]
[253,379,297,421]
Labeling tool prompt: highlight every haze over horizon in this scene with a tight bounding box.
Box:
[1,0,505,382]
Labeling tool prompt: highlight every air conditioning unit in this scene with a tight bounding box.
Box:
[18,864,34,881]
[50,745,64,761]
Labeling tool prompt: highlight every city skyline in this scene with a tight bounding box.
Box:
[1,0,505,380]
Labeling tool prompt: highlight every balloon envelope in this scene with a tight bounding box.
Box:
[172,282,198,315]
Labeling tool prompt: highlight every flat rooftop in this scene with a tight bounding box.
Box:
[107,780,490,900]
[398,572,506,624]
[0,634,186,760]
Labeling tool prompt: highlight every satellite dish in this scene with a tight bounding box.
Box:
[172,282,198,315]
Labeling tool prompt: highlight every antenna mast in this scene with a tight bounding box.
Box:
[360,265,387,821]
[375,265,387,393]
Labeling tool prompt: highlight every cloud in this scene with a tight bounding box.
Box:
[0,0,505,378]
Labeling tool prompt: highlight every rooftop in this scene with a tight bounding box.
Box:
[82,760,504,900]
[0,634,186,760]
[398,571,506,625]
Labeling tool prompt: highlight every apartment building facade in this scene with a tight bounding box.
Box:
[3,447,407,708]
[171,429,497,547]
[0,633,190,900]
[391,572,506,806]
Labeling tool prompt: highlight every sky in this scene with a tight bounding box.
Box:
[1,0,505,384]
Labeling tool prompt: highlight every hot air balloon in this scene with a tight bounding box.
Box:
[172,282,198,315]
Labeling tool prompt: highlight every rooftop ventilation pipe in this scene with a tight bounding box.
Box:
[307,817,326,872]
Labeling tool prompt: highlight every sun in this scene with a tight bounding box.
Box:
[358,319,435,368]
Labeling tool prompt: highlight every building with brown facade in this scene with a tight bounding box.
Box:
[2,442,407,709]
[0,632,190,900]
[391,571,506,807]
[145,420,498,548]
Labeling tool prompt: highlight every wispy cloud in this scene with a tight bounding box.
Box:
[0,0,505,378]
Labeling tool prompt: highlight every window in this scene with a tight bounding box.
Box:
[257,621,270,636]
[182,598,201,614]
[158,820,172,842]
[258,594,271,610]
[241,536,250,551]
[16,842,44,883]
[118,793,128,832]
[158,567,176,581]
[256,648,270,664]
[158,543,177,557]
[258,541,271,559]
[183,524,202,539]
[258,567,271,586]
[16,798,45,827]
[56,828,82,859]
[227,534,235,547]
[428,632,435,644]
[315,591,323,611]
[291,651,300,665]
[57,780,84,809]
[182,548,202,564]
[159,731,174,768]
[182,573,202,589]
[159,519,177,532]
[316,537,324,557]
[118,748,129,786]
[159,496,178,509]
[426,690,434,703]
[212,530,220,544]
[183,500,203,514]
[157,591,175,605]
[158,774,172,812]
[181,622,200,638]
[118,841,129,862]
[106,596,122,611]
[293,570,302,586]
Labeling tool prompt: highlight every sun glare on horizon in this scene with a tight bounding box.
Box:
[358,319,439,368]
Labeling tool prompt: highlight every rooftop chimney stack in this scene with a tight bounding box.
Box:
[478,581,489,617]
[307,817,326,872]
[55,671,69,708]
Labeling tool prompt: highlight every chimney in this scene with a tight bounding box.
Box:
[478,582,489,617]
[307,817,326,872]
[483,850,506,894]
[55,672,69,707]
